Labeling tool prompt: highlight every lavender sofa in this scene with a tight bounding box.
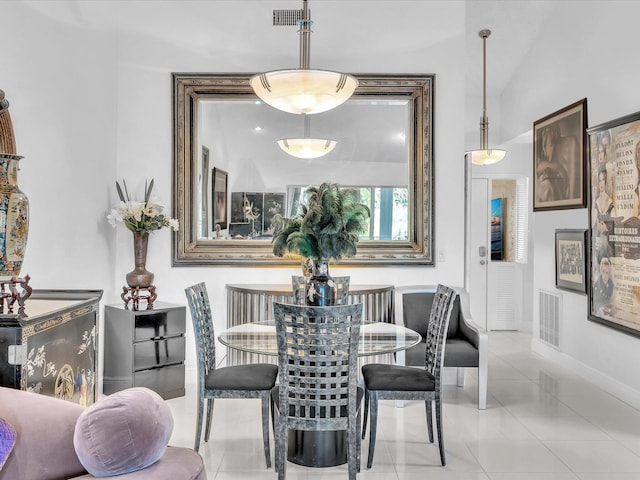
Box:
[0,387,206,480]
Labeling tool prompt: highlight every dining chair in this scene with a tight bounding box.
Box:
[291,275,350,305]
[272,301,363,480]
[361,284,457,468]
[184,282,278,467]
[396,285,488,409]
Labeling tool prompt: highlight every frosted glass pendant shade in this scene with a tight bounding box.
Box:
[277,138,337,159]
[250,69,358,115]
[468,148,507,166]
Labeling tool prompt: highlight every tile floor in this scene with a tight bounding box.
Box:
[165,331,640,479]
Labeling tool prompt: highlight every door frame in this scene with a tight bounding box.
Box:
[464,159,528,330]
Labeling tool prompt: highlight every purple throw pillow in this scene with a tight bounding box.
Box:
[0,417,16,470]
[73,387,173,477]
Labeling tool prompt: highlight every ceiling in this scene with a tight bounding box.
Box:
[23,0,560,148]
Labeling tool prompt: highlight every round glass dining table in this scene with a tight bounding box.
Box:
[218,320,421,468]
[218,320,421,357]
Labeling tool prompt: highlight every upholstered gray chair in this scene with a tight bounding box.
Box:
[185,282,278,467]
[395,285,488,409]
[272,302,363,480]
[361,284,457,468]
[291,275,350,305]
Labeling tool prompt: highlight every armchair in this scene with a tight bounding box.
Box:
[394,285,488,409]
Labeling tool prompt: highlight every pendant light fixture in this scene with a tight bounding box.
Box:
[277,114,336,159]
[468,29,506,166]
[250,0,358,116]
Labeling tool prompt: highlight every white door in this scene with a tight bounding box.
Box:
[468,177,525,331]
[469,178,489,330]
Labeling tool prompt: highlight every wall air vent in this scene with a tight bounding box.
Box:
[539,290,560,349]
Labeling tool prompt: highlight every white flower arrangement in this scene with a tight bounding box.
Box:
[107,179,179,234]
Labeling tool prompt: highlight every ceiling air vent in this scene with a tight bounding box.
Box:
[273,9,303,26]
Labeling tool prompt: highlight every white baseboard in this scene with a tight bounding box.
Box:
[531,338,640,410]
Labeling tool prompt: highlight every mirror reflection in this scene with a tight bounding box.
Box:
[196,98,409,240]
[173,73,433,266]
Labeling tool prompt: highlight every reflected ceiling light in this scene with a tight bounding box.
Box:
[250,0,358,115]
[278,138,336,159]
[467,29,506,166]
[278,114,336,159]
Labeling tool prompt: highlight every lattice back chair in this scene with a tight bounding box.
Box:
[185,282,278,467]
[291,275,351,305]
[361,284,457,468]
[272,302,363,480]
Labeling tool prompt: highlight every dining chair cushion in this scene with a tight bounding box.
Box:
[442,337,479,367]
[73,387,173,477]
[205,364,278,391]
[405,336,479,368]
[271,386,364,417]
[361,364,435,392]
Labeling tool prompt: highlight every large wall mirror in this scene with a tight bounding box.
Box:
[172,73,434,266]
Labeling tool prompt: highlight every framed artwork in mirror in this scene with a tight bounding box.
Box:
[200,146,209,238]
[587,111,640,337]
[533,98,587,211]
[212,167,228,230]
[555,229,586,294]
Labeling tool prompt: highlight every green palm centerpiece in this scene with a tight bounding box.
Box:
[272,182,370,305]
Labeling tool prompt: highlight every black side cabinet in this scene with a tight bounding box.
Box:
[0,289,103,405]
[103,302,186,400]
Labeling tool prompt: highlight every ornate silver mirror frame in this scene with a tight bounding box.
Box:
[172,73,434,266]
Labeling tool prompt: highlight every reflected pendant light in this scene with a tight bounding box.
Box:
[250,0,358,115]
[278,114,336,159]
[468,29,506,166]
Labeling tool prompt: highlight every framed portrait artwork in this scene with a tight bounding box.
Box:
[533,98,588,211]
[555,229,587,294]
[587,111,640,337]
[211,167,228,231]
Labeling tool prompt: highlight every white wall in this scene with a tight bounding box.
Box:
[501,1,640,407]
[3,1,466,385]
[3,2,117,291]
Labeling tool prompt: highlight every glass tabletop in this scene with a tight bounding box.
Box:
[218,321,421,357]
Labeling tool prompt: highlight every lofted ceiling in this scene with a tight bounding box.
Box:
[23,0,559,151]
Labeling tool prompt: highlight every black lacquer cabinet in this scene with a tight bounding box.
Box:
[0,289,102,405]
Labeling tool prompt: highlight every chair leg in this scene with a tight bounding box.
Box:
[275,406,287,480]
[260,394,272,468]
[425,400,434,443]
[348,414,358,480]
[478,365,488,410]
[356,408,362,473]
[435,396,446,466]
[204,398,214,442]
[194,394,204,452]
[361,388,369,440]
[457,367,465,387]
[366,392,378,469]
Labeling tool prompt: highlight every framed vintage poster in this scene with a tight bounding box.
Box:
[533,98,588,211]
[587,111,640,337]
[211,167,228,231]
[555,229,587,294]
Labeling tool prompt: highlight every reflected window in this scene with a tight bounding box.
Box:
[286,185,408,242]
